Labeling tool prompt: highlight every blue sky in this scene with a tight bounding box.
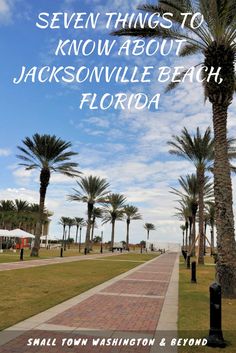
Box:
[1,0,236,245]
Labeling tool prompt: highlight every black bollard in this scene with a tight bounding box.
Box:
[84,248,87,255]
[60,247,63,257]
[182,250,187,261]
[191,261,197,283]
[20,248,24,261]
[206,283,226,348]
[187,255,190,269]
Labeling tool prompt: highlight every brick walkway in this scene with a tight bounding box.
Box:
[0,252,179,353]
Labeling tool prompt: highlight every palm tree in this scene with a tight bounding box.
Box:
[113,1,236,296]
[124,205,142,250]
[102,193,127,250]
[59,217,68,249]
[175,203,190,251]
[206,202,216,255]
[74,217,84,244]
[66,217,75,247]
[172,173,213,257]
[90,207,103,244]
[68,175,110,254]
[168,127,214,264]
[17,134,80,256]
[144,223,156,242]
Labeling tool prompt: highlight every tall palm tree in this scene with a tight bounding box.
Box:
[174,175,199,255]
[17,134,80,256]
[175,203,190,251]
[90,207,103,244]
[144,223,156,242]
[206,202,216,255]
[168,128,214,264]
[113,1,236,296]
[59,216,68,248]
[124,205,142,250]
[66,217,75,246]
[172,172,213,257]
[68,175,110,254]
[102,193,127,250]
[74,217,85,244]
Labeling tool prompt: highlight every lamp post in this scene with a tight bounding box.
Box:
[100,230,103,253]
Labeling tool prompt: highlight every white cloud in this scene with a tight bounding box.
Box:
[0,148,11,156]
[0,0,13,24]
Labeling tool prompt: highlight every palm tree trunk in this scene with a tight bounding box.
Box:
[191,215,196,256]
[91,217,95,241]
[64,229,67,250]
[85,203,93,254]
[211,227,214,255]
[90,217,95,251]
[204,222,207,255]
[185,224,188,251]
[111,220,115,250]
[79,226,82,253]
[68,226,71,249]
[62,225,65,249]
[126,219,130,250]
[212,103,236,297]
[197,165,205,264]
[75,225,79,244]
[31,168,50,257]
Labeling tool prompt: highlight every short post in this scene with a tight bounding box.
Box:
[206,283,226,348]
[20,248,24,261]
[60,247,63,258]
[140,245,143,254]
[191,261,197,283]
[187,255,190,269]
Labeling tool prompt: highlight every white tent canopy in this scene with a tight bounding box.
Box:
[8,229,35,239]
[0,229,11,236]
[0,229,10,237]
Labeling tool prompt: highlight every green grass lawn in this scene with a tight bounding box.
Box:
[179,257,236,353]
[0,247,89,263]
[0,254,157,330]
[100,252,160,262]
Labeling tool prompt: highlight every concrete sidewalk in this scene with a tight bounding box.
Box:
[0,252,123,272]
[0,252,179,353]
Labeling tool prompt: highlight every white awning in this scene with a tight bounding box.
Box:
[0,229,11,236]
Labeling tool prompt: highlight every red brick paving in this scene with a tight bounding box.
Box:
[48,294,164,331]
[127,272,171,281]
[101,279,168,296]
[0,253,178,353]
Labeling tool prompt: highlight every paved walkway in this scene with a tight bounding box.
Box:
[0,252,123,272]
[0,252,179,353]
